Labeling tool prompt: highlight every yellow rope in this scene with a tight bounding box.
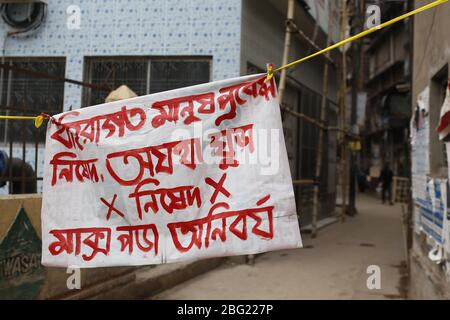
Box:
[0,115,45,128]
[266,0,448,80]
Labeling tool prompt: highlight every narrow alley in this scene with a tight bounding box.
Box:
[153,194,408,300]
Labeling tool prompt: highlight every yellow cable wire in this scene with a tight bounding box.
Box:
[0,115,45,128]
[0,115,37,120]
[267,0,448,79]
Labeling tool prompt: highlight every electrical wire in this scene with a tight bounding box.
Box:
[266,0,448,80]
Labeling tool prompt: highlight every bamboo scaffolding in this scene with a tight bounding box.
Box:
[280,103,359,138]
[292,179,315,185]
[280,104,326,129]
[278,0,351,231]
[311,1,332,238]
[339,0,348,222]
[286,19,335,65]
[278,0,295,103]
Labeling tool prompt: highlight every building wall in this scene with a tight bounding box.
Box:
[240,0,335,96]
[0,0,242,111]
[412,0,450,105]
[409,236,450,299]
[240,0,339,225]
[362,1,411,179]
[410,0,450,299]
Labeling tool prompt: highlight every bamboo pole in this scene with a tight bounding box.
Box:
[311,2,333,238]
[278,0,295,103]
[286,19,335,65]
[339,0,348,222]
[292,179,315,185]
[280,104,326,129]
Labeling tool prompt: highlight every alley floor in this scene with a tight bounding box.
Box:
[153,194,408,299]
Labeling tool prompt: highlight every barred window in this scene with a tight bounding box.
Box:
[0,57,65,194]
[0,57,65,143]
[83,56,211,107]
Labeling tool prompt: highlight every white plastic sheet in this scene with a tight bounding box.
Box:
[41,74,302,267]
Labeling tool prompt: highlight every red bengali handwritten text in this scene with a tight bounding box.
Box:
[167,197,274,253]
[48,227,111,261]
[151,92,215,128]
[50,151,99,186]
[129,178,202,219]
[51,106,146,150]
[209,124,255,170]
[105,138,202,186]
[116,224,159,255]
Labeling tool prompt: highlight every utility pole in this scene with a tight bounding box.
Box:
[278,0,295,103]
[339,0,348,221]
[348,0,364,215]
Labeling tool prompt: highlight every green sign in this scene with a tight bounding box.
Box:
[0,208,44,299]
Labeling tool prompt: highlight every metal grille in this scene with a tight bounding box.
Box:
[393,176,410,204]
[246,62,339,224]
[83,57,211,107]
[0,58,65,143]
[0,57,65,194]
[296,85,338,226]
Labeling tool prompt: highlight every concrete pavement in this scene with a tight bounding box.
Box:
[152,194,408,299]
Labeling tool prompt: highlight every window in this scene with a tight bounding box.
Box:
[0,57,65,143]
[0,57,65,194]
[149,60,211,94]
[83,57,211,107]
[299,88,321,180]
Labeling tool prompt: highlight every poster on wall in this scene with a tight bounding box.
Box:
[413,204,421,235]
[410,87,431,242]
[438,80,450,255]
[445,180,450,255]
[0,208,45,299]
[445,141,450,255]
[417,178,446,245]
[40,74,303,268]
[411,87,430,203]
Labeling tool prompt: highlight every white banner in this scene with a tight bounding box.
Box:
[41,74,302,268]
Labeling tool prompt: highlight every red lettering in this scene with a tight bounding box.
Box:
[100,194,125,220]
[51,107,146,150]
[205,173,231,204]
[48,227,111,261]
[151,92,215,128]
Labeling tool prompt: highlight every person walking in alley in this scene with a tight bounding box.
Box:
[379,163,394,205]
